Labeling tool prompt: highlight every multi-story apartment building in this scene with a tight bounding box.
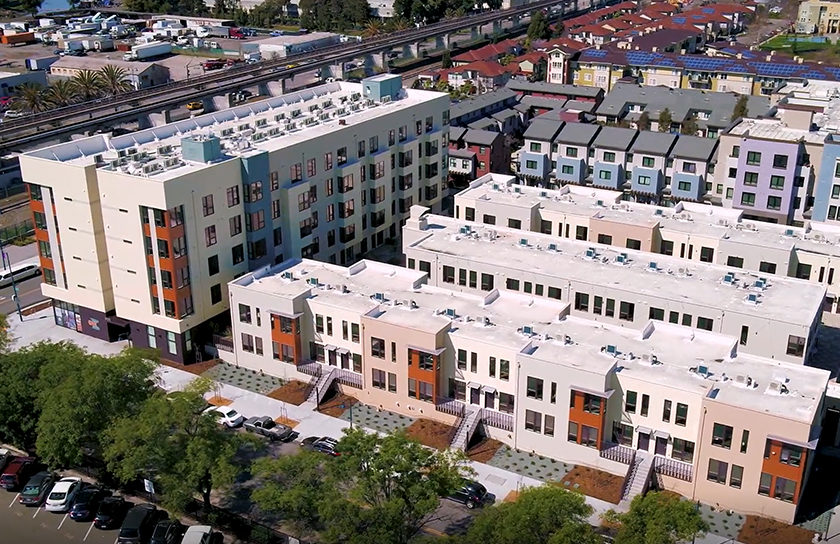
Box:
[455,173,840,313]
[227,250,831,523]
[797,0,840,33]
[21,75,450,361]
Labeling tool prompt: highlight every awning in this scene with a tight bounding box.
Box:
[106,315,131,327]
[406,344,446,356]
[270,310,304,319]
[337,348,350,356]
[767,434,819,451]
[570,385,615,399]
[482,386,497,394]
[653,430,670,440]
[636,426,652,435]
[324,344,337,351]
[467,382,481,390]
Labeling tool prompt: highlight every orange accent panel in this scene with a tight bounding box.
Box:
[568,390,606,448]
[407,349,438,401]
[271,314,301,364]
[761,440,807,504]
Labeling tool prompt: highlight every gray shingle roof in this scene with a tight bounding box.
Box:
[592,126,637,151]
[522,95,567,110]
[468,118,498,130]
[449,127,467,143]
[556,122,601,146]
[670,135,718,161]
[523,118,564,141]
[449,88,518,119]
[630,131,678,155]
[563,99,597,113]
[505,79,604,99]
[463,129,500,146]
[449,147,476,159]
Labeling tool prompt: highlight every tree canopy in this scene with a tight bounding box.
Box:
[637,111,651,131]
[680,114,699,136]
[610,491,708,544]
[732,94,749,120]
[527,10,552,41]
[658,108,673,132]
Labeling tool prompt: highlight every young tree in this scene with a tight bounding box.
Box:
[463,485,600,544]
[657,107,673,133]
[527,10,551,41]
[680,114,699,136]
[637,111,651,131]
[441,49,453,69]
[610,491,707,544]
[104,382,240,512]
[732,94,749,120]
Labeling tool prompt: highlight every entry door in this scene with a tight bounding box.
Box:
[637,432,650,451]
[655,436,667,456]
[470,386,481,405]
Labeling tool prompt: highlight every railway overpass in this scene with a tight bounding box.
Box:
[0,0,608,152]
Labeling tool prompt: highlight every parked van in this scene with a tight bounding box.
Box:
[0,263,40,288]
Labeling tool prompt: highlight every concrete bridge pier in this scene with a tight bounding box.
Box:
[365,51,388,70]
[435,35,449,50]
[470,26,480,40]
[145,109,171,128]
[266,80,286,96]
[410,41,422,58]
[330,63,345,81]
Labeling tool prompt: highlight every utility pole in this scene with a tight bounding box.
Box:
[0,238,22,321]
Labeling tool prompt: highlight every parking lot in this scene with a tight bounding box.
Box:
[1,485,130,544]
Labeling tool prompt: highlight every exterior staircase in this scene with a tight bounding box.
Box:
[619,450,654,508]
[450,406,482,451]
[306,366,336,405]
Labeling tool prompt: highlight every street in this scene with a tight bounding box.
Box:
[0,488,126,544]
[0,275,47,317]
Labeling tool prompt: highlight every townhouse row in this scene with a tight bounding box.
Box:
[226,232,833,524]
[20,74,450,361]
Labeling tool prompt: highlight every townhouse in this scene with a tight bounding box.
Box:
[225,220,832,524]
[447,127,508,185]
[454,173,840,313]
[22,74,449,360]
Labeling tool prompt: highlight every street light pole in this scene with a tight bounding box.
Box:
[0,238,23,321]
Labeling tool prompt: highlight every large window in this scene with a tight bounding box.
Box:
[371,337,385,358]
[707,458,728,484]
[712,423,733,448]
[583,394,601,414]
[786,335,806,357]
[730,465,743,489]
[619,301,635,321]
[499,359,510,381]
[746,151,761,166]
[625,391,637,413]
[774,477,796,502]
[581,425,599,448]
[675,403,688,426]
[779,443,803,467]
[758,473,772,496]
[372,369,386,389]
[524,409,541,433]
[527,376,544,400]
[672,438,694,462]
[740,192,755,206]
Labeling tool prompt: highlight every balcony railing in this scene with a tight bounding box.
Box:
[297,360,323,378]
[335,368,363,389]
[435,397,465,418]
[653,455,694,482]
[212,334,234,353]
[600,441,636,465]
[481,408,514,432]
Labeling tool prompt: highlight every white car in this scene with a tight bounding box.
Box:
[181,525,214,544]
[203,405,245,428]
[45,477,82,512]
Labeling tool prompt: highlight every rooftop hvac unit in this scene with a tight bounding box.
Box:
[655,209,663,216]
[648,261,658,271]
[723,273,735,284]
[522,325,533,336]
[268,128,280,136]
[221,128,233,136]
[164,158,180,168]
[156,145,172,155]
[142,163,159,174]
[784,228,795,237]
[746,293,759,304]
[513,186,521,193]
[596,199,604,206]
[238,124,250,131]
[374,292,385,302]
[519,238,528,246]
[459,226,471,235]
[540,191,547,197]
[491,183,500,190]
[251,132,266,141]
[275,113,285,122]
[585,248,596,258]
[548,243,557,251]
[381,95,391,103]
[307,277,318,286]
[109,159,120,168]
[281,271,293,279]
[117,149,127,158]
[445,308,456,318]
[616,253,627,263]
[255,118,267,128]
[605,344,617,355]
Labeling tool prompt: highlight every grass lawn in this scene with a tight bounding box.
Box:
[760,35,832,53]
[266,380,311,405]
[738,515,816,544]
[404,418,457,450]
[557,466,624,505]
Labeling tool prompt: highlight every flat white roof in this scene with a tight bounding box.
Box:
[407,212,826,325]
[233,258,829,422]
[726,117,827,145]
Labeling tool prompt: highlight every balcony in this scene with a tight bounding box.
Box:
[653,454,693,482]
[481,408,513,432]
[600,441,636,465]
[436,397,466,418]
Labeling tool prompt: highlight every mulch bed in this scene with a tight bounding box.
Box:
[404,418,457,450]
[319,392,359,418]
[558,465,624,504]
[159,358,220,375]
[266,380,310,405]
[737,515,816,544]
[466,437,504,463]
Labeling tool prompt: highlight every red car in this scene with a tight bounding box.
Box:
[0,457,37,491]
[0,96,12,108]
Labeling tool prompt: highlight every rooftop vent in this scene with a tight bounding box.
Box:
[648,261,658,271]
[374,292,385,302]
[616,252,629,264]
[723,272,736,284]
[745,293,760,305]
[445,308,456,318]
[522,325,534,336]
[519,238,529,246]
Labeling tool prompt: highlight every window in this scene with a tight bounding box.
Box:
[372,369,386,389]
[457,349,467,370]
[660,240,674,256]
[565,146,578,157]
[769,175,785,189]
[500,359,510,381]
[625,391,637,413]
[388,372,397,393]
[637,175,651,186]
[548,286,561,300]
[597,234,612,245]
[662,400,672,422]
[740,430,750,454]
[561,165,574,175]
[780,443,803,467]
[524,409,541,433]
[598,170,612,180]
[371,337,385,358]
[241,333,254,353]
[640,394,649,417]
[740,325,749,346]
[508,218,521,229]
[529,142,541,152]
[593,296,603,315]
[581,425,598,448]
[506,278,520,290]
[290,162,302,182]
[786,335,805,356]
[758,473,772,496]
[613,422,633,446]
[700,247,714,262]
[697,317,713,331]
[575,225,587,240]
[210,284,222,304]
[351,323,360,342]
[526,376,543,400]
[683,161,697,173]
[208,255,219,276]
[574,292,589,312]
[774,477,796,502]
[272,199,281,220]
[677,181,692,192]
[147,325,156,349]
[707,458,728,484]
[712,423,733,448]
[756,261,776,276]
[270,171,279,191]
[746,151,761,166]
[727,256,744,268]
[246,210,265,232]
[525,160,538,169]
[603,151,616,162]
[740,192,755,206]
[489,357,496,378]
[583,394,601,414]
[675,403,687,426]
[767,195,782,210]
[227,185,240,207]
[232,244,244,264]
[306,157,317,178]
[205,225,217,247]
[568,421,579,442]
[642,156,655,168]
[470,352,477,373]
[672,438,694,462]
[743,172,758,186]
[202,194,214,216]
[245,181,263,202]
[480,273,494,291]
[544,415,555,437]
[795,263,811,280]
[229,215,242,237]
[619,301,634,321]
[605,298,615,317]
[772,154,788,169]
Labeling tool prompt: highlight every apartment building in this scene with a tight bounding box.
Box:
[227,254,831,523]
[797,0,840,33]
[21,75,449,361]
[454,173,840,313]
[447,128,508,185]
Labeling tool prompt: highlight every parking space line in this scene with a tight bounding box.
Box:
[33,505,42,518]
[83,522,94,541]
[8,493,18,508]
[58,513,68,530]
[113,537,119,544]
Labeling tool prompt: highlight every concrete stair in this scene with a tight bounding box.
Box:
[619,450,654,508]
[450,406,482,451]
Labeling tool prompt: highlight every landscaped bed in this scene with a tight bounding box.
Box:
[737,515,817,544]
[558,466,624,505]
[266,380,310,405]
[319,392,359,418]
[466,437,505,463]
[404,418,457,450]
[160,357,219,375]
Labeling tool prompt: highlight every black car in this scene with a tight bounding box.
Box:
[70,486,108,521]
[118,503,165,544]
[150,519,185,544]
[94,496,129,529]
[447,479,488,509]
[18,471,55,506]
[301,436,340,456]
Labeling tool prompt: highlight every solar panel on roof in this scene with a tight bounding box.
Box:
[585,49,608,58]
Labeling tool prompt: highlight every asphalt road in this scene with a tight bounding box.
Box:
[0,488,124,544]
[0,275,48,316]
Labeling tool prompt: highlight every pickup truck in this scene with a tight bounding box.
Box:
[243,416,295,441]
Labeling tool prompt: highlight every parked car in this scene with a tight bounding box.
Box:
[150,519,186,544]
[1,457,37,491]
[186,101,203,111]
[446,479,488,509]
[204,405,245,428]
[69,485,108,521]
[4,109,26,119]
[45,476,83,512]
[94,496,129,529]
[18,471,55,506]
[301,436,340,456]
[181,525,214,544]
[118,503,164,544]
[244,416,295,441]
